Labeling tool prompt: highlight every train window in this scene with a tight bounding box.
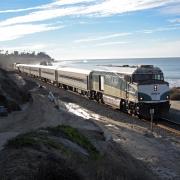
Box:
[133,73,164,83]
[154,74,160,80]
[122,81,126,91]
[117,74,124,79]
[153,74,164,81]
[59,74,85,82]
[105,75,111,81]
[113,76,118,84]
[133,74,152,82]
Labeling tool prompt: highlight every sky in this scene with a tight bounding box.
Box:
[0,0,180,60]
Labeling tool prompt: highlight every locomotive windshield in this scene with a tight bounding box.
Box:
[132,73,164,83]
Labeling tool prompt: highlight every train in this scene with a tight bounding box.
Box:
[14,63,170,119]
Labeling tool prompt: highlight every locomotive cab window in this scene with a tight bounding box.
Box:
[132,73,164,83]
[132,74,151,82]
[153,74,164,81]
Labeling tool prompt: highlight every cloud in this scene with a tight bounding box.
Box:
[168,18,180,23]
[79,0,179,17]
[0,0,179,26]
[0,0,96,14]
[0,7,81,26]
[0,24,64,41]
[74,25,179,45]
[0,0,179,43]
[74,33,131,43]
[141,26,180,34]
[95,41,128,46]
[160,3,180,15]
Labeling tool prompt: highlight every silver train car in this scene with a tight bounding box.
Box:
[16,64,170,118]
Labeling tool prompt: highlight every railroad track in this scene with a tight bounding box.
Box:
[157,117,180,136]
[23,74,180,137]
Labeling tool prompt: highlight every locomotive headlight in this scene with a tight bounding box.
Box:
[166,95,169,100]
[140,97,143,100]
[154,85,158,91]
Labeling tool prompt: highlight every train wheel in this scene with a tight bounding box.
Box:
[95,95,100,102]
[120,100,127,112]
[90,91,95,100]
[101,98,104,104]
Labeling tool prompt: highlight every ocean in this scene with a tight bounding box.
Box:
[54,58,180,87]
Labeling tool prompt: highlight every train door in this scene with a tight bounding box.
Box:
[99,75,104,91]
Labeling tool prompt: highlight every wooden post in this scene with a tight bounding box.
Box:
[150,108,154,132]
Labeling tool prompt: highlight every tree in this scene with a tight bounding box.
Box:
[5,50,8,55]
[14,51,19,56]
[37,52,51,59]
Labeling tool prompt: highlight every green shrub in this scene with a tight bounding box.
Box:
[48,125,99,159]
[6,132,38,148]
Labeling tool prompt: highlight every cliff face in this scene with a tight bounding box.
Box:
[0,68,35,113]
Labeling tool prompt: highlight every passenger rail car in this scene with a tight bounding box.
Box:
[40,66,57,83]
[57,68,91,93]
[16,64,170,119]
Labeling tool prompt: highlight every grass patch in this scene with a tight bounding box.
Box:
[6,132,39,148]
[6,125,100,159]
[42,138,71,155]
[6,131,67,153]
[48,125,100,159]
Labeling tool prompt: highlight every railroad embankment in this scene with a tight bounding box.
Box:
[168,101,180,124]
[0,68,36,113]
[168,87,180,124]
